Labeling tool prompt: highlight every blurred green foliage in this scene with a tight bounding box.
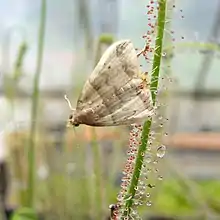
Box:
[11,207,38,220]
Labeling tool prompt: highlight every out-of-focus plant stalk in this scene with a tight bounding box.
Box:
[90,34,114,220]
[1,25,28,207]
[27,0,46,208]
[122,0,167,217]
[4,40,27,118]
[11,42,28,116]
[13,42,28,82]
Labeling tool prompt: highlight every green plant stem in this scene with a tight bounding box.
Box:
[90,34,114,220]
[123,0,167,217]
[27,0,46,208]
[90,129,103,220]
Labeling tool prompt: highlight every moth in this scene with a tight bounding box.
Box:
[65,39,154,127]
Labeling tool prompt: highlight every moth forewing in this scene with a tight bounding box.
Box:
[66,39,154,127]
[76,40,139,108]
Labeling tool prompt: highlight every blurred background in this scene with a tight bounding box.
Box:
[0,0,220,219]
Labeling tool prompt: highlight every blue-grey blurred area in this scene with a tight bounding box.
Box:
[0,0,220,88]
[0,0,220,219]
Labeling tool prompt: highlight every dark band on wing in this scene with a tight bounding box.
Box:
[116,41,130,56]
[138,90,153,111]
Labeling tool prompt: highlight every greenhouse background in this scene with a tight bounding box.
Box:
[0,0,220,219]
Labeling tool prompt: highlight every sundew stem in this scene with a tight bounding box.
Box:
[123,0,167,217]
[27,0,46,207]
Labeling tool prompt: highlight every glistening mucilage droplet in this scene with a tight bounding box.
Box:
[146,200,152,207]
[145,153,152,163]
[158,175,163,180]
[146,193,150,198]
[156,145,166,158]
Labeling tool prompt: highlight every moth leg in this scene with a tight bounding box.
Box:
[138,72,151,88]
[137,44,149,57]
[137,50,144,57]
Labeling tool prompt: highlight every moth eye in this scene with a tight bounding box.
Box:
[108,66,111,69]
[69,114,73,120]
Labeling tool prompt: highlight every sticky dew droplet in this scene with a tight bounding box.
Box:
[147,168,152,173]
[131,210,138,216]
[154,168,159,173]
[156,145,166,158]
[147,183,155,189]
[145,154,152,163]
[146,200,152,206]
[158,175,163,181]
[134,201,139,206]
[153,160,158,164]
[139,180,144,186]
[162,52,166,56]
[158,116,163,120]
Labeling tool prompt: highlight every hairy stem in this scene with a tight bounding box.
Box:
[123,0,167,217]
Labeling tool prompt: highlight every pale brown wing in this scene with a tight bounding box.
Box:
[76,40,139,110]
[95,80,154,126]
[75,78,153,126]
[74,40,153,126]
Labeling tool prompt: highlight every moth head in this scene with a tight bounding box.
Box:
[67,111,79,127]
[64,95,80,127]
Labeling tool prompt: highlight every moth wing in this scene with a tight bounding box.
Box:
[76,39,139,110]
[74,39,153,126]
[87,79,154,126]
[75,78,154,126]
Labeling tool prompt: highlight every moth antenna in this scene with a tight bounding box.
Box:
[64,94,74,110]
